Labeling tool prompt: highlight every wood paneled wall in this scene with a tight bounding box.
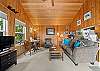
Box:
[0,0,32,56]
[0,0,32,37]
[69,0,97,32]
[32,25,66,47]
[96,0,100,25]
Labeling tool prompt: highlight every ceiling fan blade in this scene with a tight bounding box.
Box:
[42,0,46,2]
[51,0,54,6]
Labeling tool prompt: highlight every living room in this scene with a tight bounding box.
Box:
[0,0,100,71]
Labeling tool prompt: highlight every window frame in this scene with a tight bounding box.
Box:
[15,19,26,44]
[0,11,8,36]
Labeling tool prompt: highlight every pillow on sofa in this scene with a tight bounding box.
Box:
[63,38,71,46]
[74,40,80,48]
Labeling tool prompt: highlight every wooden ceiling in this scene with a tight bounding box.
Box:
[21,0,83,25]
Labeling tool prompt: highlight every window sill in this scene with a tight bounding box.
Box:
[15,44,23,47]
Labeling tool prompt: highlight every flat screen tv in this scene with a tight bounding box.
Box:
[0,36,15,52]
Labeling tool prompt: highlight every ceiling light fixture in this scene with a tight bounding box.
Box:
[51,0,54,6]
[42,0,54,6]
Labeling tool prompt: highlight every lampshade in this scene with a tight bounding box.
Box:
[33,29,36,31]
[57,32,60,36]
[30,28,33,33]
[60,34,63,37]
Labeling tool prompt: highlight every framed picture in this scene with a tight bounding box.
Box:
[76,19,81,26]
[46,28,55,35]
[84,11,92,21]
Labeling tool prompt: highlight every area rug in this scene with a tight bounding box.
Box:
[89,66,100,71]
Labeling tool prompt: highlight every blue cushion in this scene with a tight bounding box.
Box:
[74,40,80,48]
[63,38,71,46]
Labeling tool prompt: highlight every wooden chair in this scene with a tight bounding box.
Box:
[23,40,32,56]
[31,42,38,52]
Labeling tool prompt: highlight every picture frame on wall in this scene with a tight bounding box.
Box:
[84,11,92,21]
[46,28,55,35]
[76,19,81,26]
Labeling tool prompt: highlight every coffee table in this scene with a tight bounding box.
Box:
[49,47,63,61]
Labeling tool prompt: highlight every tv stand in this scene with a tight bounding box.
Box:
[0,49,17,71]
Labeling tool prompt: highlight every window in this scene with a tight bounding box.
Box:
[0,11,7,36]
[15,19,26,44]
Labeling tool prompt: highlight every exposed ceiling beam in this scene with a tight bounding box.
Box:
[21,0,83,3]
[30,18,73,20]
[22,3,83,6]
[25,12,77,14]
[23,7,81,10]
[24,8,79,11]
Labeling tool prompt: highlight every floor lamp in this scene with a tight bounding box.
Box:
[56,24,60,47]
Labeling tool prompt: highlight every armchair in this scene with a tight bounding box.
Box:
[44,38,53,48]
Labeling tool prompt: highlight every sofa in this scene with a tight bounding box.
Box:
[61,38,98,65]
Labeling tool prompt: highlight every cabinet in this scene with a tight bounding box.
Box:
[0,50,17,71]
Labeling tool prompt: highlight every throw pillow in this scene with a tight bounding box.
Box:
[63,38,71,46]
[74,40,80,48]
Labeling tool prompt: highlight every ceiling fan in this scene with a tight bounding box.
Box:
[42,0,54,6]
[51,0,54,6]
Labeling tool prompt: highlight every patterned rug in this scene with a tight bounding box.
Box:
[89,66,100,71]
